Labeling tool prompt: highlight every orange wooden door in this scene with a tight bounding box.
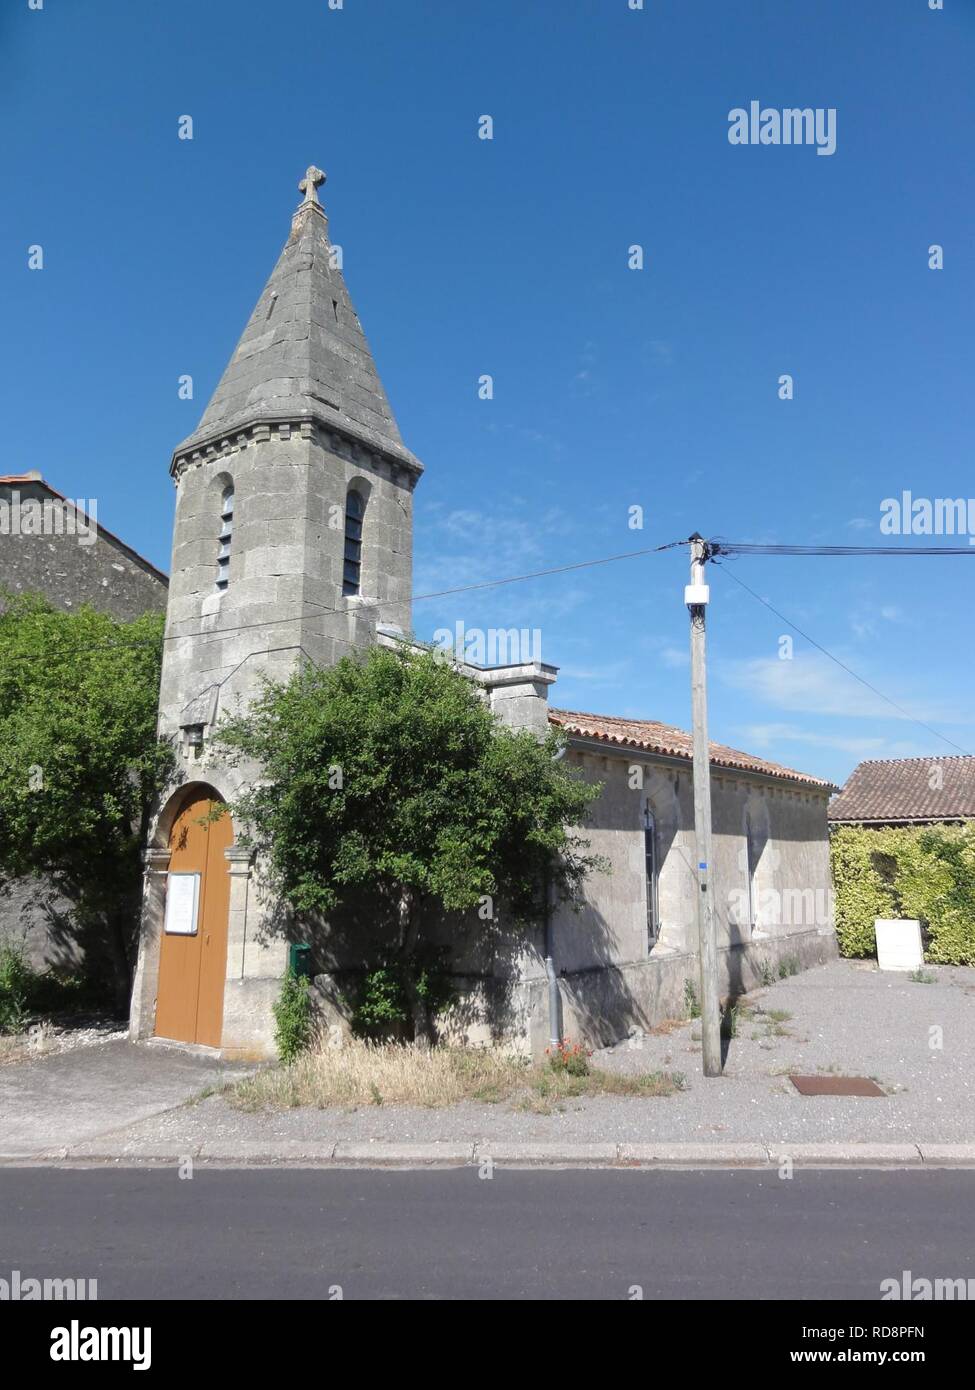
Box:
[155,792,233,1047]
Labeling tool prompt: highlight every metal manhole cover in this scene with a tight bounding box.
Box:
[790,1075,886,1097]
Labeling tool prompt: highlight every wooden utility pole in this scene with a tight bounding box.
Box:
[686,534,722,1076]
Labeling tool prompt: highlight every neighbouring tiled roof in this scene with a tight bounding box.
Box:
[0,472,168,584]
[549,708,836,789]
[828,756,975,823]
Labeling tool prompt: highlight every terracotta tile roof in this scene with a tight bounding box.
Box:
[828,756,975,823]
[549,707,836,790]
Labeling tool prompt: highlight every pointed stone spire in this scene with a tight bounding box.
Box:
[174,166,421,475]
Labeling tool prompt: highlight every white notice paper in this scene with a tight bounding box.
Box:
[164,872,201,936]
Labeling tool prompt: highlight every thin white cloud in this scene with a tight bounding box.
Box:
[736,722,922,759]
[848,601,904,640]
[414,505,590,639]
[553,659,632,686]
[722,651,972,727]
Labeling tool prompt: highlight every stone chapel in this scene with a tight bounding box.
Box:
[131,167,837,1059]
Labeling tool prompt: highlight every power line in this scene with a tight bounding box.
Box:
[712,558,972,757]
[1,537,689,664]
[711,541,975,558]
[3,532,972,676]
[187,536,689,641]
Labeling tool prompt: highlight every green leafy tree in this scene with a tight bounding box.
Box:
[214,646,605,1042]
[0,595,173,1007]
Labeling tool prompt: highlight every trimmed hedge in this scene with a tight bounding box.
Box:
[830,824,975,965]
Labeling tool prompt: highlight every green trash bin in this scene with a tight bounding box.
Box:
[288,943,313,980]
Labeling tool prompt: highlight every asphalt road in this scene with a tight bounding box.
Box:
[1,1167,973,1300]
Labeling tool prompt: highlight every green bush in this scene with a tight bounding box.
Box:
[830,827,898,957]
[273,970,312,1063]
[0,942,34,1035]
[212,645,605,1043]
[353,967,409,1037]
[0,945,118,1034]
[830,824,975,965]
[897,826,975,966]
[351,961,454,1040]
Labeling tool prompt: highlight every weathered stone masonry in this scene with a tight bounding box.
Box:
[130,166,839,1059]
[132,169,423,1057]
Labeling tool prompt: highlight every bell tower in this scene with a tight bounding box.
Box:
[159,164,422,750]
[131,167,422,1058]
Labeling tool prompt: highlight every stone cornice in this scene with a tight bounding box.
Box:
[564,733,835,795]
[170,412,423,485]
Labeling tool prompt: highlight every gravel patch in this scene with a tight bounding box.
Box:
[65,960,975,1153]
[0,1014,126,1067]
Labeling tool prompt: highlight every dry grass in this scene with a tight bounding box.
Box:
[0,1033,29,1066]
[229,1039,685,1112]
[649,1017,687,1037]
[514,1066,686,1115]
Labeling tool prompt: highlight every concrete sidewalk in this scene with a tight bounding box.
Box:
[0,1038,253,1158]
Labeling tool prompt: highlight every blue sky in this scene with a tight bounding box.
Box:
[2,0,972,786]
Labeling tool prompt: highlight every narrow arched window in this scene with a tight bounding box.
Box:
[644,807,660,949]
[342,489,365,596]
[216,483,234,591]
[746,816,764,931]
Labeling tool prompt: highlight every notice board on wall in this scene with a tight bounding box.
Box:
[164,872,201,936]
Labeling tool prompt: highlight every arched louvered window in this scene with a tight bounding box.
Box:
[342,489,365,596]
[216,483,234,591]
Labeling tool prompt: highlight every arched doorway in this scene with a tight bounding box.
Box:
[154,788,233,1047]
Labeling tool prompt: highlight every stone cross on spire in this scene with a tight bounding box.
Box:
[298,165,326,206]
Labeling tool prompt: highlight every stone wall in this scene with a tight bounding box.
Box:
[0,476,167,620]
[0,878,84,973]
[536,743,837,1052]
[299,740,837,1059]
